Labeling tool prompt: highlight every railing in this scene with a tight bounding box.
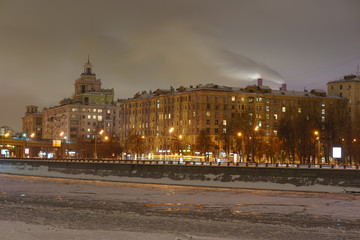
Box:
[0,158,359,170]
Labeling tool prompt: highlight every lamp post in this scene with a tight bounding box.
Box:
[165,127,174,160]
[94,129,104,159]
[351,138,357,165]
[141,135,146,159]
[237,132,245,162]
[251,126,259,163]
[178,135,183,156]
[314,130,319,164]
[59,131,66,158]
[1,132,9,158]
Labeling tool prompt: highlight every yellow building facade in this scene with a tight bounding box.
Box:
[327,74,360,123]
[118,83,346,159]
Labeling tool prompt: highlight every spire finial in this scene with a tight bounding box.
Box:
[87,54,90,63]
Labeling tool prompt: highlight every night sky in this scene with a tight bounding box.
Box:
[1,0,360,131]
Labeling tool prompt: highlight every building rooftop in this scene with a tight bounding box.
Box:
[119,82,343,101]
[328,74,360,84]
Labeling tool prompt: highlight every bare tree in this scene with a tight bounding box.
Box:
[194,129,216,161]
[125,133,145,158]
[73,137,93,158]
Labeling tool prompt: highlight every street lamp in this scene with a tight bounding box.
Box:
[94,129,104,159]
[314,130,320,164]
[237,132,245,162]
[251,126,259,163]
[164,127,174,159]
[1,132,9,157]
[59,131,67,158]
[141,135,146,159]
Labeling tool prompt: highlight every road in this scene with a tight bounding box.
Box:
[0,174,360,240]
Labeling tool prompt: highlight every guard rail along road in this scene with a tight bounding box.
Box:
[1,158,360,194]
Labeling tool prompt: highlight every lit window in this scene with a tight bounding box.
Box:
[98,116,102,121]
[274,114,278,120]
[98,109,103,113]
[274,130,278,136]
[93,115,96,119]
[223,120,227,126]
[282,107,286,112]
[87,115,91,119]
[266,106,269,111]
[231,96,235,102]
[322,116,325,122]
[322,109,325,115]
[298,108,301,113]
[72,108,78,112]
[93,109,97,112]
[206,111,210,117]
[107,110,111,114]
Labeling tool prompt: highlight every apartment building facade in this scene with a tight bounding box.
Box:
[24,60,119,141]
[327,74,360,123]
[22,105,43,138]
[118,81,346,157]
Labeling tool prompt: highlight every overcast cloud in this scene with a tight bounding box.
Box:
[1,0,360,130]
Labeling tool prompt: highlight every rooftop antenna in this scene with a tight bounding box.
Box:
[356,65,360,77]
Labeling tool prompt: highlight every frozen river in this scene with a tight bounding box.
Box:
[0,174,360,239]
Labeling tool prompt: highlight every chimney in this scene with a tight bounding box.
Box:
[257,78,263,87]
[281,83,287,91]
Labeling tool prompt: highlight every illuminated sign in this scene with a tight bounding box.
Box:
[53,140,61,147]
[333,147,341,158]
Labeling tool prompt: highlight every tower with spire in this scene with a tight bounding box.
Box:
[73,58,114,104]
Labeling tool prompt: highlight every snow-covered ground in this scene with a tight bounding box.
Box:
[1,174,360,239]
